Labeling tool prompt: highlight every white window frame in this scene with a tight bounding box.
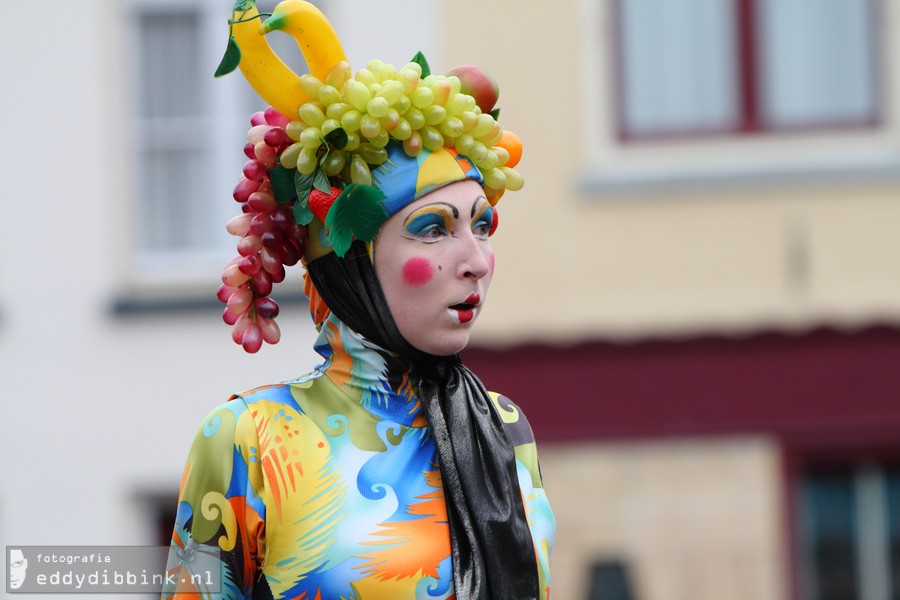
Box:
[116,0,263,304]
[578,0,900,195]
[113,0,443,306]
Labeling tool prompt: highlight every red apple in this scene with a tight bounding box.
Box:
[447,65,500,114]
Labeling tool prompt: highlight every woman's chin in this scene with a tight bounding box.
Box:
[407,328,472,357]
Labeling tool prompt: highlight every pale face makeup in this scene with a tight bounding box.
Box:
[373,180,495,356]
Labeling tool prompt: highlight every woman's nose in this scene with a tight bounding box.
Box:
[456,233,491,280]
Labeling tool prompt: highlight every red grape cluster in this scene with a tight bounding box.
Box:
[218,107,306,353]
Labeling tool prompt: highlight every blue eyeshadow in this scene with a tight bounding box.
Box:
[405,212,447,236]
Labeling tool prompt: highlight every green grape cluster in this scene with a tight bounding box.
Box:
[278,59,524,197]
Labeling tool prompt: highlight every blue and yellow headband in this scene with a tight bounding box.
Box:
[376,142,483,215]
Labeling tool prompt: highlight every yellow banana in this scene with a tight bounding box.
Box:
[260,0,348,83]
[231,2,312,120]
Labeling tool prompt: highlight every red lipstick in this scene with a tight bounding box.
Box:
[449,293,481,324]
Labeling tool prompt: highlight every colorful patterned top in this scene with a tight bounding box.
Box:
[163,315,555,599]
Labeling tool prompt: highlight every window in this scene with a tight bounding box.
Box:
[587,560,635,600]
[798,464,900,600]
[123,0,309,296]
[134,10,217,259]
[614,0,879,140]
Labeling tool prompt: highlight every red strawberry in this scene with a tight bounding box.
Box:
[308,185,342,223]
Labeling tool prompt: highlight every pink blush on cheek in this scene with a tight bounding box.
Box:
[402,257,434,286]
[489,253,495,274]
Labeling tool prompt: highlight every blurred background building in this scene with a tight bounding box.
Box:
[2,0,900,599]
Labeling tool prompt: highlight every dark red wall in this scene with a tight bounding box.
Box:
[463,325,900,448]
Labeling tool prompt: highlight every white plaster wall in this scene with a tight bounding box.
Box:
[0,0,446,581]
[0,4,323,598]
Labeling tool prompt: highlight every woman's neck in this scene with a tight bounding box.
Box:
[313,314,426,427]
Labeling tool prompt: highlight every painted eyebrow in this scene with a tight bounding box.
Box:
[470,196,489,218]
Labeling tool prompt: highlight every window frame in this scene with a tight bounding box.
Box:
[116,0,263,304]
[579,0,900,195]
[112,0,443,310]
[611,0,883,142]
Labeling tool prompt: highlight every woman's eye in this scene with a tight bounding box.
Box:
[418,224,445,240]
[473,221,491,238]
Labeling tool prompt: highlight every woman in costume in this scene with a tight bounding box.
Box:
[163,2,554,599]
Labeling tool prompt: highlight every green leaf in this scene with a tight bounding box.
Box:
[269,165,296,203]
[233,0,254,11]
[323,127,348,151]
[325,183,388,257]
[293,200,314,227]
[410,51,431,78]
[293,171,314,225]
[490,107,501,121]
[295,170,314,201]
[313,167,332,194]
[214,36,241,78]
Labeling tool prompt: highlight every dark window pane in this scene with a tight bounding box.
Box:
[802,471,859,600]
[587,560,633,600]
[885,468,900,600]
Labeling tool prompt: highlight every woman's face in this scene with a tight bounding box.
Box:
[374,180,495,356]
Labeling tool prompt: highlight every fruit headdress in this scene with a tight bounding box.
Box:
[216,0,525,352]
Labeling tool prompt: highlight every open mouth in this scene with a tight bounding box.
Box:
[449,293,480,312]
[448,294,480,324]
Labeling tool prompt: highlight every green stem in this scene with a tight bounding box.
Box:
[228,12,272,25]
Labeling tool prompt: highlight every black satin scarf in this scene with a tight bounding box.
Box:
[307,241,539,600]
